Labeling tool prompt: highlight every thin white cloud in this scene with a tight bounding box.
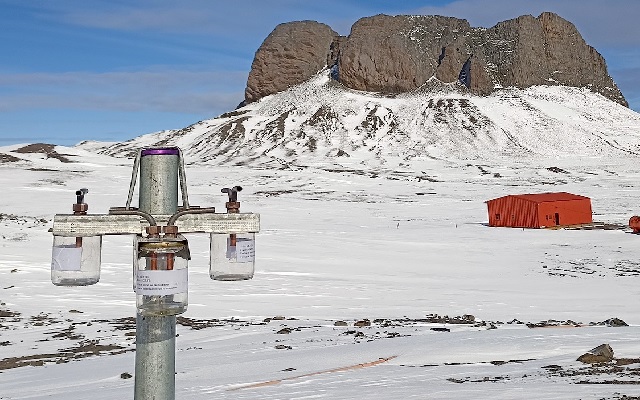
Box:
[63,7,212,32]
[43,0,304,37]
[0,70,246,114]
[18,0,640,48]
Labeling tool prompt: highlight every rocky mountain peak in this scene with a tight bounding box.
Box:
[78,12,639,170]
[244,12,627,107]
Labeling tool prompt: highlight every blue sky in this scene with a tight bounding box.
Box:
[1,0,639,146]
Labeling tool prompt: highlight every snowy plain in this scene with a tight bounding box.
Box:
[3,79,640,398]
[1,145,640,399]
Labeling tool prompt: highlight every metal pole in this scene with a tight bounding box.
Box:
[138,149,179,215]
[135,148,180,400]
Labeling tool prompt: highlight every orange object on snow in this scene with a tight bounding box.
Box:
[486,192,592,229]
[629,216,640,233]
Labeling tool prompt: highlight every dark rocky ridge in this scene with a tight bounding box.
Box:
[245,12,627,107]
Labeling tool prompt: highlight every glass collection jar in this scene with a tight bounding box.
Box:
[51,235,102,286]
[209,232,255,281]
[134,234,189,316]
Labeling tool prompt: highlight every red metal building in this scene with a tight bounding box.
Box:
[486,192,592,228]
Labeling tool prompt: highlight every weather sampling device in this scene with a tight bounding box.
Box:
[50,147,260,399]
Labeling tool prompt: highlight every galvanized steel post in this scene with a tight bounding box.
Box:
[50,145,261,399]
[135,148,180,400]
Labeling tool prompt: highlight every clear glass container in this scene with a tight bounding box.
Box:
[51,235,102,286]
[134,235,189,316]
[210,232,255,281]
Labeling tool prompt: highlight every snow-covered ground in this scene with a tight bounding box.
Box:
[2,142,640,399]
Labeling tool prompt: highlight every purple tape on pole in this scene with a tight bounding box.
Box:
[141,148,180,156]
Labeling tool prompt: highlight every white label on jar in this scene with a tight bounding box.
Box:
[51,245,82,271]
[235,239,255,263]
[136,269,188,295]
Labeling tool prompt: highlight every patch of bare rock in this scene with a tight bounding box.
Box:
[12,143,74,163]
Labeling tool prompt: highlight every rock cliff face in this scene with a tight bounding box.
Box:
[244,21,340,104]
[245,12,627,107]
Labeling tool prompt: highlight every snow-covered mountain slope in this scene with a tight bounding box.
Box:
[77,71,640,171]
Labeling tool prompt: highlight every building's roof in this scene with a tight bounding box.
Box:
[487,192,590,204]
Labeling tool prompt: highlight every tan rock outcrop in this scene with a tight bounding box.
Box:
[244,12,627,107]
[244,21,340,104]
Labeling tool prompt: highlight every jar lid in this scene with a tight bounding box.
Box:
[141,148,180,156]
